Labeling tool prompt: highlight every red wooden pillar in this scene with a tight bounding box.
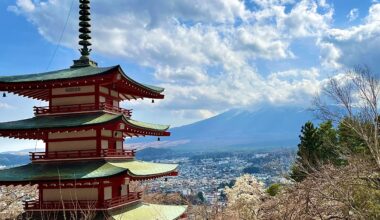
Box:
[99,181,104,207]
[96,128,101,156]
[95,84,100,109]
[38,184,43,204]
[45,141,49,154]
[48,88,52,108]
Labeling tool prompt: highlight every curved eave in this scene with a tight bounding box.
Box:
[109,203,187,220]
[116,66,165,99]
[0,66,118,101]
[123,116,170,137]
[0,113,122,139]
[0,113,170,140]
[0,66,118,84]
[109,160,178,180]
[0,160,178,185]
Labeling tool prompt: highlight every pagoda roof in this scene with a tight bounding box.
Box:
[0,66,116,83]
[0,112,170,139]
[0,160,178,184]
[0,65,164,100]
[108,203,187,220]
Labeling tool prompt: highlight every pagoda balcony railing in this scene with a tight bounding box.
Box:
[23,192,142,211]
[33,103,132,117]
[30,149,136,161]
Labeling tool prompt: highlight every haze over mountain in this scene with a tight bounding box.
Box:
[128,106,315,151]
[0,106,314,167]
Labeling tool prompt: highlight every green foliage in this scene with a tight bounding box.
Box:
[266,183,282,196]
[338,118,367,154]
[243,166,261,174]
[290,121,320,182]
[291,121,342,182]
[197,191,205,203]
[218,180,235,189]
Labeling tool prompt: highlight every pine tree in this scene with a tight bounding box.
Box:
[338,118,367,154]
[291,121,344,182]
[317,120,340,164]
[291,121,320,182]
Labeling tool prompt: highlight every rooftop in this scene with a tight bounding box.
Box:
[0,65,165,101]
[109,202,187,220]
[0,160,178,184]
[0,112,169,131]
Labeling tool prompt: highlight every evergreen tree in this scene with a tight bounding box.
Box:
[317,120,341,165]
[338,118,367,154]
[291,121,342,182]
[291,121,320,182]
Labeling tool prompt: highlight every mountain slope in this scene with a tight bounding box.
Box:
[128,106,315,150]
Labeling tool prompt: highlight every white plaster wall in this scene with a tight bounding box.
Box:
[48,130,96,139]
[43,188,98,201]
[51,95,95,106]
[52,85,95,96]
[48,140,96,152]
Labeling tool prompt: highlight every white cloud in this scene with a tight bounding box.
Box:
[8,0,336,123]
[319,4,380,72]
[8,0,35,13]
[347,8,359,22]
[277,0,333,37]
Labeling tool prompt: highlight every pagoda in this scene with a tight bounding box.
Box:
[0,1,187,219]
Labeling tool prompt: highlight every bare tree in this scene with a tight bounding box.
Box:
[0,185,37,219]
[259,157,380,219]
[314,66,380,168]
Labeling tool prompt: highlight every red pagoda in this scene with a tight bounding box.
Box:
[0,1,187,219]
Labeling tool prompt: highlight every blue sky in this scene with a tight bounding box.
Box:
[0,0,380,151]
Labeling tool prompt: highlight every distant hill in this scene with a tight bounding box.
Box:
[127,106,315,151]
[0,153,29,168]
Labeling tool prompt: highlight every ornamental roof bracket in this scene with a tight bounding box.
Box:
[71,0,98,68]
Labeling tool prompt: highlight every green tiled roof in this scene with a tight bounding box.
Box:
[0,160,178,183]
[0,65,164,93]
[126,119,170,131]
[0,113,169,131]
[109,203,187,220]
[141,83,165,93]
[109,161,177,176]
[0,66,116,83]
[0,112,119,130]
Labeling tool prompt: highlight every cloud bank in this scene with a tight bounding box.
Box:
[7,0,380,124]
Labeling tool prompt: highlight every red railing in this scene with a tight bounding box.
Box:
[24,192,142,210]
[103,192,142,208]
[30,149,136,161]
[33,103,132,117]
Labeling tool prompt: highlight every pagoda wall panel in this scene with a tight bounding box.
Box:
[121,184,128,196]
[110,90,118,98]
[99,86,109,94]
[101,130,112,137]
[48,130,96,139]
[101,140,109,149]
[43,188,98,201]
[116,141,122,150]
[48,140,97,152]
[114,131,122,138]
[52,85,95,96]
[104,186,112,200]
[51,95,95,106]
[99,96,106,103]
[113,100,119,107]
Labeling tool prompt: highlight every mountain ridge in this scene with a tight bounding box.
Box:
[127,106,315,151]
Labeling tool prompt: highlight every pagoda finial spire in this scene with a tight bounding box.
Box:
[71,0,98,68]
